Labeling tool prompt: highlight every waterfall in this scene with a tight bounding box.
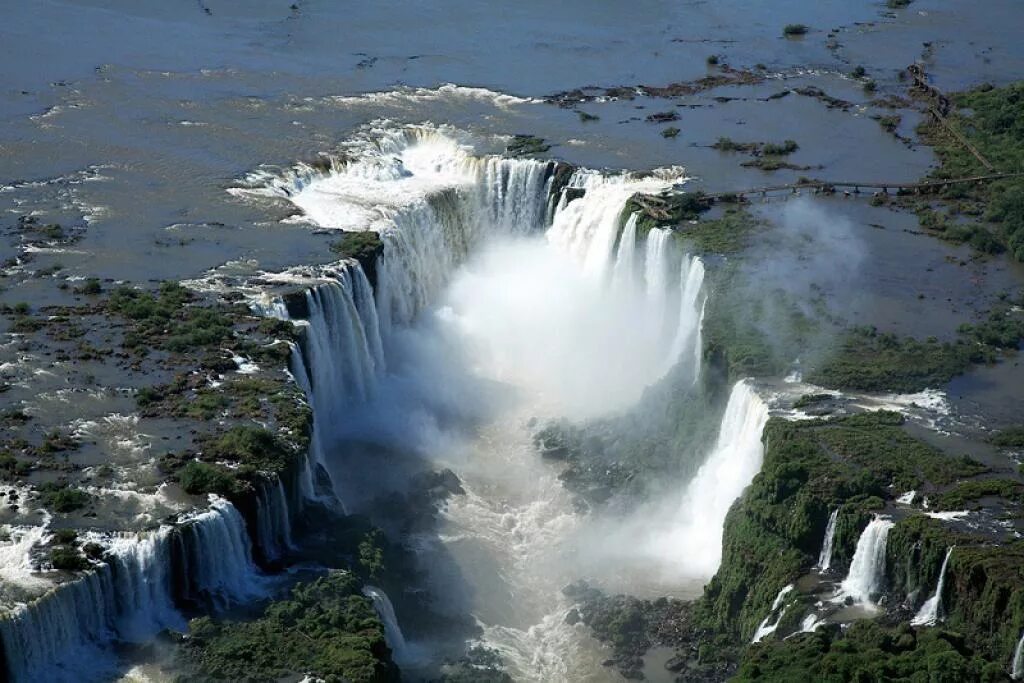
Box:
[0,528,184,683]
[668,254,706,380]
[1012,630,1024,680]
[911,546,953,626]
[255,478,294,563]
[816,509,839,572]
[658,380,769,577]
[610,212,638,292]
[839,517,894,605]
[752,584,795,643]
[175,497,263,609]
[362,585,407,661]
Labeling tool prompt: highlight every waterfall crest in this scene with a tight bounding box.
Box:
[839,517,894,605]
[911,546,954,626]
[816,509,839,572]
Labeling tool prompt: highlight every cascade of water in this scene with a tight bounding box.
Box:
[839,517,894,605]
[816,509,840,572]
[668,254,706,380]
[659,380,770,577]
[0,527,185,683]
[255,478,294,563]
[176,497,263,609]
[752,584,795,643]
[610,212,639,293]
[911,546,954,626]
[1012,630,1024,680]
[362,585,407,660]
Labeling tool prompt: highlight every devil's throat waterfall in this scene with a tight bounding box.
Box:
[0,125,770,682]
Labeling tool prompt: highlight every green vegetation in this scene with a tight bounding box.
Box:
[808,304,1024,392]
[707,54,720,66]
[741,157,808,172]
[179,461,241,497]
[699,412,984,640]
[736,622,1001,682]
[661,126,681,139]
[887,0,914,8]
[109,282,234,353]
[989,426,1024,448]
[181,571,398,682]
[918,82,1024,260]
[930,478,1024,509]
[330,231,384,263]
[504,134,551,157]
[761,140,799,156]
[38,482,91,513]
[577,110,599,122]
[783,24,809,37]
[50,545,90,571]
[677,207,759,254]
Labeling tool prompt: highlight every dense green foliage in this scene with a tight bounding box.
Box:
[677,208,759,254]
[736,622,1003,682]
[179,460,241,497]
[698,412,985,640]
[808,304,1024,392]
[989,426,1024,448]
[37,482,91,513]
[182,572,398,682]
[921,82,1024,260]
[108,282,234,352]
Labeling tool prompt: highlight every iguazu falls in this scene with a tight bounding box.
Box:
[3,2,1024,682]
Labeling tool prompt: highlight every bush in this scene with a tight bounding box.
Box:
[38,483,90,513]
[783,24,809,36]
[661,126,681,139]
[50,546,89,571]
[179,461,239,497]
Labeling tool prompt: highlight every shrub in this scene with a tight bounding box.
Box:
[179,461,239,497]
[38,483,90,513]
[661,126,681,139]
[50,546,89,571]
[783,24,809,36]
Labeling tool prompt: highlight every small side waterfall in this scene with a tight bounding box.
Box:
[752,584,795,643]
[363,585,407,662]
[1012,630,1024,680]
[911,546,954,626]
[816,509,839,572]
[839,517,894,605]
[255,478,294,563]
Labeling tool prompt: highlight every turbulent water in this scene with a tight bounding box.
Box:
[240,125,773,680]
